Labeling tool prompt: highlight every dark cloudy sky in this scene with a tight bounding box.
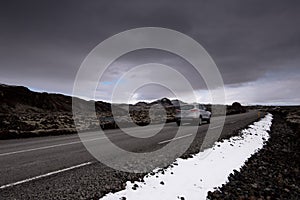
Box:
[0,0,299,105]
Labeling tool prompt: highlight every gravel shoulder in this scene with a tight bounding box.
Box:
[207,110,300,200]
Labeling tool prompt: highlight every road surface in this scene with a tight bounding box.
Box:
[0,110,262,199]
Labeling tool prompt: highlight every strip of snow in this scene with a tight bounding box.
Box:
[101,113,273,200]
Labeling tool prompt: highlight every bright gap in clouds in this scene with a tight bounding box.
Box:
[1,1,300,106]
[93,48,300,106]
[90,71,300,106]
[225,71,300,105]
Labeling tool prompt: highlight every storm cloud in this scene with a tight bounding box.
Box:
[0,0,299,105]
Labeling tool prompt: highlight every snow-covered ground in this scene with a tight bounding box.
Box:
[101,113,273,200]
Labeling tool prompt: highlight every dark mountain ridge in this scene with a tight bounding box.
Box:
[0,83,246,139]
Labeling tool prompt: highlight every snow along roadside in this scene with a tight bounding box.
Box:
[101,113,273,200]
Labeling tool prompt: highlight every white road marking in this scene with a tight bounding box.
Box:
[0,137,106,157]
[158,134,193,144]
[0,162,93,189]
[210,125,223,129]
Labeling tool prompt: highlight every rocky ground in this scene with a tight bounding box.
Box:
[207,108,300,200]
[0,83,247,139]
[0,84,177,139]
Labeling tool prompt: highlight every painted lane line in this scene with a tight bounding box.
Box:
[158,134,193,145]
[100,114,273,200]
[210,125,223,130]
[0,137,106,157]
[0,162,93,189]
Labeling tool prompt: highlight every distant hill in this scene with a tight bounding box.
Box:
[0,83,247,139]
[0,84,114,139]
[0,84,72,113]
[0,84,177,139]
[0,83,111,114]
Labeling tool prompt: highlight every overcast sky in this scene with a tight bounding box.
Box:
[0,0,299,105]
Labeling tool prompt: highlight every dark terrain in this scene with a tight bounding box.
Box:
[207,107,300,200]
[0,84,174,139]
[0,83,246,139]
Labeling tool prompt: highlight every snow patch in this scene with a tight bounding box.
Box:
[101,113,273,200]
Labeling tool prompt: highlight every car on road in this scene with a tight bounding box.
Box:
[175,104,211,126]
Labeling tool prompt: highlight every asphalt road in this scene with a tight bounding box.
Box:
[0,110,262,199]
